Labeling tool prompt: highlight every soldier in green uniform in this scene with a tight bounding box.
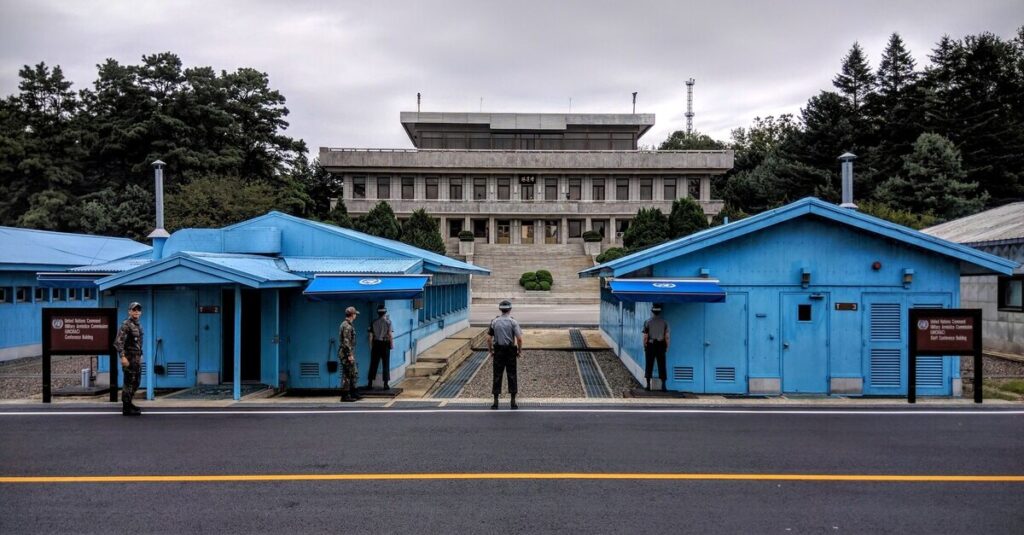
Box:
[338,306,362,402]
[113,302,144,416]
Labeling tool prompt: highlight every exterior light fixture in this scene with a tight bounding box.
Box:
[903,268,914,288]
[872,261,882,271]
[699,268,710,278]
[801,268,811,289]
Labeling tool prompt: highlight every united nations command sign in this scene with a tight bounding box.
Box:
[42,307,119,403]
[908,308,983,404]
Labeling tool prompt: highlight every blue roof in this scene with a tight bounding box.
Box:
[0,226,150,269]
[303,275,430,301]
[580,198,1019,278]
[96,252,305,291]
[283,257,421,275]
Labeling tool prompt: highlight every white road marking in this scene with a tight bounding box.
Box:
[1,408,1022,416]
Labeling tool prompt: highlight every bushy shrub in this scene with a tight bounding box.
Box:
[582,230,603,242]
[519,271,537,287]
[458,230,475,242]
[535,270,553,283]
[525,281,540,291]
[538,280,551,291]
[596,247,627,264]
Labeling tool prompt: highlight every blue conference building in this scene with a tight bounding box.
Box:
[0,227,150,361]
[40,212,487,400]
[581,198,1018,397]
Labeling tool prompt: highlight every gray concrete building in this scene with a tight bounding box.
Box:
[924,202,1024,358]
[319,112,732,250]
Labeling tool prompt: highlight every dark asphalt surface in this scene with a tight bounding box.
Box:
[1,406,1023,534]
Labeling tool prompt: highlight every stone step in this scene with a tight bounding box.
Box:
[406,362,446,377]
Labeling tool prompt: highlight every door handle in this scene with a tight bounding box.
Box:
[783,342,790,349]
[704,341,710,347]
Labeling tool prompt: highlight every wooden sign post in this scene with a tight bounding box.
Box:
[42,307,119,403]
[908,308,983,404]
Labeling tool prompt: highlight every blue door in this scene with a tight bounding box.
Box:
[703,293,748,393]
[154,289,198,388]
[663,303,704,392]
[862,293,953,396]
[781,292,830,393]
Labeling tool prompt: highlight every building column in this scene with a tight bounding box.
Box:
[609,216,617,245]
[489,218,496,244]
[272,289,280,390]
[145,287,155,400]
[233,285,242,401]
[560,217,568,245]
[585,217,592,232]
[439,216,447,241]
[700,175,711,201]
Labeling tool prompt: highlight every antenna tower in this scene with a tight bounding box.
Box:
[685,78,695,134]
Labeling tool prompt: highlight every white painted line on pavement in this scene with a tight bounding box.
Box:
[1,408,1023,416]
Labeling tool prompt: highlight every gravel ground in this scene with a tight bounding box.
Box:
[459,350,585,398]
[457,349,638,399]
[0,355,97,399]
[961,354,1024,378]
[593,350,642,396]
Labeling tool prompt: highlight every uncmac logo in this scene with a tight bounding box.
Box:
[51,319,64,330]
[917,319,930,330]
[652,283,677,289]
[359,278,382,286]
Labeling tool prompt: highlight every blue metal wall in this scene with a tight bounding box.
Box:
[0,270,100,356]
[600,218,962,396]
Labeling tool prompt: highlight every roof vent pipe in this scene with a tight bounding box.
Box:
[147,160,170,259]
[838,152,857,210]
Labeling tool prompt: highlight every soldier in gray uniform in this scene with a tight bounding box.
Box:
[488,300,523,410]
[643,303,670,391]
[338,306,363,402]
[366,304,394,390]
[113,302,144,415]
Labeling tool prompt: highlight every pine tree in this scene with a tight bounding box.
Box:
[667,197,709,238]
[872,33,923,187]
[400,208,446,255]
[324,198,352,229]
[877,33,918,97]
[622,207,669,251]
[833,42,876,111]
[354,201,401,240]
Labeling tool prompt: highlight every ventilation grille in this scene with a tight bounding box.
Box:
[139,363,147,376]
[715,367,736,382]
[673,366,694,382]
[916,357,944,388]
[300,362,320,378]
[870,349,901,387]
[870,303,901,341]
[166,362,186,378]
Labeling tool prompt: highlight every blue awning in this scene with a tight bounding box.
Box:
[303,275,430,301]
[609,278,726,303]
[36,272,107,288]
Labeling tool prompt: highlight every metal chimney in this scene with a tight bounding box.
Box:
[838,152,857,209]
[147,160,170,259]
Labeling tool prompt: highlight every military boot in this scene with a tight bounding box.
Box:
[510,394,519,410]
[490,395,499,410]
[122,403,139,416]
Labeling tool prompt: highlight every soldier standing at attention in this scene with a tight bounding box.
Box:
[643,303,670,391]
[339,306,363,402]
[488,300,523,410]
[113,302,144,416]
[366,305,394,390]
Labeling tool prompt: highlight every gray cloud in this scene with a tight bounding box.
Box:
[2,0,1021,153]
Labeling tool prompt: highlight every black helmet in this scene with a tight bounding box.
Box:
[377,305,387,314]
[498,300,512,311]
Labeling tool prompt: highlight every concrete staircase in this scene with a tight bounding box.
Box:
[470,243,600,305]
[397,327,488,397]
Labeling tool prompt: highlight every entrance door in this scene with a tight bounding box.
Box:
[544,220,559,244]
[154,289,198,388]
[781,293,829,393]
[222,289,262,383]
[496,220,511,244]
[663,303,705,392]
[520,220,535,244]
[703,293,748,393]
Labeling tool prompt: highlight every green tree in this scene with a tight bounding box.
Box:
[871,33,924,186]
[875,133,987,220]
[855,200,938,230]
[658,130,728,150]
[354,201,401,240]
[400,208,445,255]
[730,114,799,173]
[711,204,748,226]
[324,198,353,229]
[833,42,876,111]
[622,207,670,251]
[166,176,282,230]
[668,197,709,238]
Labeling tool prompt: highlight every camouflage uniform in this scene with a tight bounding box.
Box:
[113,317,144,411]
[338,318,359,396]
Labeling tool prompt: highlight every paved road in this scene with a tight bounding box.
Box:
[470,303,599,326]
[1,406,1022,534]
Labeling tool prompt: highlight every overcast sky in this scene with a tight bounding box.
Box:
[1,0,1021,155]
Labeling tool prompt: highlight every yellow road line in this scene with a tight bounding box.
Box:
[2,473,1023,484]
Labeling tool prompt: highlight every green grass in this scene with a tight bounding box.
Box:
[982,385,1020,401]
[996,379,1024,395]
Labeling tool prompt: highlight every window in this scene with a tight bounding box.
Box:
[352,176,366,199]
[616,219,630,236]
[0,288,8,304]
[425,177,439,200]
[664,178,677,200]
[798,304,812,322]
[493,134,515,150]
[497,178,511,200]
[564,133,587,150]
[68,288,78,301]
[592,178,606,201]
[448,219,464,238]
[612,133,633,150]
[519,135,536,150]
[592,220,607,238]
[520,183,535,201]
[567,178,582,201]
[445,133,468,149]
[539,134,561,150]
[639,178,653,201]
[35,287,49,302]
[688,178,701,199]
[421,132,444,149]
[472,218,489,239]
[16,287,29,303]
[52,288,65,301]
[473,178,487,200]
[544,220,560,244]
[83,288,95,301]
[589,133,611,150]
[999,276,1023,312]
[401,177,415,200]
[449,177,464,200]
[568,219,583,238]
[376,176,391,200]
[545,178,558,201]
[521,220,535,242]
[616,178,630,201]
[469,134,490,150]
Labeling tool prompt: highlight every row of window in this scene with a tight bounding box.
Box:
[448,218,629,240]
[999,276,1023,312]
[419,284,469,323]
[418,131,636,151]
[350,176,701,202]
[0,286,95,304]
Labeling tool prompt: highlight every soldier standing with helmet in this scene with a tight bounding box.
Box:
[366,304,394,390]
[488,300,523,410]
[643,303,670,391]
[113,302,144,416]
[338,306,363,402]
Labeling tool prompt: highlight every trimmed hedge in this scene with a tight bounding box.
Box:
[538,280,551,291]
[458,230,475,242]
[582,230,603,242]
[521,270,552,291]
[535,270,553,283]
[596,247,627,264]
